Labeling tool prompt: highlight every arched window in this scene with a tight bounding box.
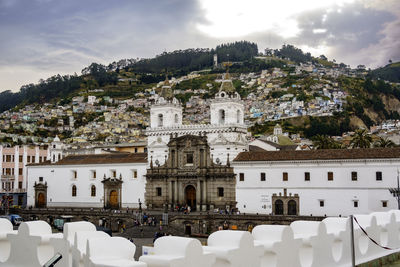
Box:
[219,109,225,124]
[158,114,163,127]
[275,199,284,215]
[174,114,179,123]
[288,200,297,215]
[52,155,55,162]
[236,110,241,123]
[72,185,77,197]
[91,185,96,197]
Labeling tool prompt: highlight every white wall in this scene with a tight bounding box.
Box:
[210,99,244,125]
[233,160,400,216]
[150,104,182,128]
[27,163,147,208]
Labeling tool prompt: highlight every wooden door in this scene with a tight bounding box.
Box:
[37,193,46,208]
[185,185,196,210]
[109,190,119,208]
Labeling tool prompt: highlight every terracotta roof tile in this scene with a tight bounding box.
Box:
[29,153,147,166]
[233,148,400,162]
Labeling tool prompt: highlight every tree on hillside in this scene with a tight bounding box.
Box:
[312,135,341,149]
[374,137,396,148]
[350,129,372,148]
[274,44,312,63]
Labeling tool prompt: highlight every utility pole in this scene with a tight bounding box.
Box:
[389,169,400,210]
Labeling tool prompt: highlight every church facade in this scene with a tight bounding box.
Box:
[145,134,236,211]
[146,73,248,167]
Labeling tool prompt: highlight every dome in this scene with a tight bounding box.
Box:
[53,135,60,142]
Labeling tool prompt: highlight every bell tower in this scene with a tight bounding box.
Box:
[210,72,244,126]
[50,135,64,163]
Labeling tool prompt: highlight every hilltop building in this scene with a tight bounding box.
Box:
[146,73,248,167]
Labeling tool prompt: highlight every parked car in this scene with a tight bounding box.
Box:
[53,215,74,231]
[0,214,23,226]
[8,214,22,226]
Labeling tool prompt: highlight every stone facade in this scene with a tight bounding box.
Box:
[145,134,236,211]
[271,189,299,215]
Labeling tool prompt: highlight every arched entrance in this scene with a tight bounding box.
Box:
[34,181,47,208]
[185,185,196,210]
[274,199,284,215]
[109,190,119,209]
[288,200,297,215]
[37,193,46,208]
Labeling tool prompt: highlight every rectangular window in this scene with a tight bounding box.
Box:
[39,177,43,182]
[376,171,382,181]
[134,148,138,153]
[132,170,138,179]
[72,170,77,179]
[218,187,224,197]
[328,172,333,181]
[351,171,358,181]
[12,155,14,162]
[19,155,23,162]
[320,200,324,207]
[18,181,22,189]
[283,172,288,181]
[239,173,244,181]
[32,156,36,163]
[304,172,310,181]
[382,201,388,208]
[186,153,194,164]
[354,201,358,208]
[260,172,266,181]
[18,168,23,175]
[92,170,96,179]
[27,156,31,162]
[111,170,116,178]
[6,155,11,162]
[156,187,162,196]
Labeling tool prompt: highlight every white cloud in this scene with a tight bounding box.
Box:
[197,0,356,38]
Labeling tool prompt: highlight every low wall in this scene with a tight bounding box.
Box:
[1,210,400,266]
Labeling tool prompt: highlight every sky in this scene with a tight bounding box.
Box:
[0,0,399,93]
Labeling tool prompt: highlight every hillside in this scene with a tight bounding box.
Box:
[1,42,400,144]
[369,62,400,83]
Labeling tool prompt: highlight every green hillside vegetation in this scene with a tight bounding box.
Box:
[1,42,399,142]
[369,62,400,83]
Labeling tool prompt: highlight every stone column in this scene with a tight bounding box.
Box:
[196,180,201,211]
[174,180,178,205]
[168,181,172,209]
[202,180,207,211]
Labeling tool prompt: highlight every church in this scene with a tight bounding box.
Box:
[145,73,248,167]
[145,134,236,211]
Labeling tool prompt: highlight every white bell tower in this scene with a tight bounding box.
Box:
[50,135,64,163]
[148,77,183,166]
[210,72,244,126]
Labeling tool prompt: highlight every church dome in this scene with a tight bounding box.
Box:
[160,76,174,101]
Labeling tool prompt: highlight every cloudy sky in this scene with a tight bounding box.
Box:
[0,0,399,92]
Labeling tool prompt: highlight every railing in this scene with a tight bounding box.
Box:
[1,174,15,180]
[0,188,26,193]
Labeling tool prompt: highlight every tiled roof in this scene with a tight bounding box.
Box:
[29,153,147,166]
[233,148,400,162]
